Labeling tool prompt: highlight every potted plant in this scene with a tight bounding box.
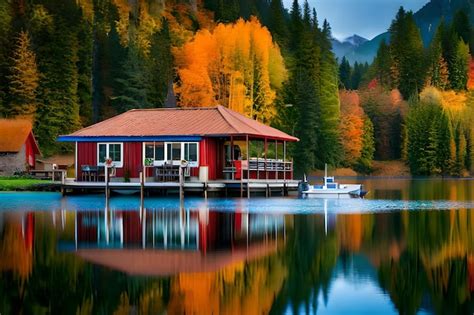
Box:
[144,158,154,166]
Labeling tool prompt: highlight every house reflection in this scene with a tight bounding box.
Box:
[71,206,285,275]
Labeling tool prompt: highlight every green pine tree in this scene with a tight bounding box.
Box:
[268,0,289,47]
[112,44,150,112]
[355,117,375,174]
[315,20,341,167]
[373,39,392,88]
[338,56,351,90]
[389,7,426,99]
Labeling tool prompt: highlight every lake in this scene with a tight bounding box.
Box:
[1,178,474,314]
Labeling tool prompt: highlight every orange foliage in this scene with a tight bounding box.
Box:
[440,90,467,113]
[339,91,365,164]
[166,258,286,315]
[174,17,286,122]
[337,214,363,251]
[467,57,474,90]
[0,221,33,281]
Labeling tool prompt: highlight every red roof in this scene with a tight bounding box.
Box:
[62,106,298,142]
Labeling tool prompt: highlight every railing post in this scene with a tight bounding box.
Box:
[140,171,144,204]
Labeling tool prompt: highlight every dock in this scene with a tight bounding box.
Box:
[61,178,300,197]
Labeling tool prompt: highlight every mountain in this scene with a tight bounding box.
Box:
[344,33,390,64]
[331,35,368,61]
[341,0,474,64]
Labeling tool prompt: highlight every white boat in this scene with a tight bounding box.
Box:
[299,165,367,199]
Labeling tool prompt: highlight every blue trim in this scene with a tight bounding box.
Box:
[58,136,203,142]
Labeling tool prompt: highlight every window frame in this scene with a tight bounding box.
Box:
[97,142,124,168]
[142,141,199,167]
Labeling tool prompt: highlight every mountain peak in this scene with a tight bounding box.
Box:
[343,34,369,46]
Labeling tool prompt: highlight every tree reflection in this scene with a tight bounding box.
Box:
[3,207,474,314]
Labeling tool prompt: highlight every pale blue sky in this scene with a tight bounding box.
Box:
[282,0,429,40]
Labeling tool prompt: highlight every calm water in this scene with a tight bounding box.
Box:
[2,178,474,314]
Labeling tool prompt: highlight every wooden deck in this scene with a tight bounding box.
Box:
[61,178,300,196]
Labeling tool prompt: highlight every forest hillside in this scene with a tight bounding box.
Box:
[1,0,474,177]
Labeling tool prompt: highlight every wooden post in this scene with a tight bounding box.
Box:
[283,141,286,182]
[240,137,243,198]
[264,137,268,181]
[105,164,109,200]
[140,171,144,206]
[246,135,250,198]
[275,140,278,181]
[230,135,234,180]
[283,141,287,196]
[61,170,66,196]
[179,165,184,201]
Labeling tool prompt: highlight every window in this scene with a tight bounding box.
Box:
[167,143,181,161]
[144,142,165,166]
[184,143,198,163]
[155,143,164,160]
[145,143,154,159]
[97,143,123,167]
[144,142,199,166]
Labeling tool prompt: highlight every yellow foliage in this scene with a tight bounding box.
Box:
[420,86,443,105]
[440,90,467,112]
[76,0,93,21]
[174,17,287,122]
[136,0,163,55]
[112,0,130,46]
[113,292,132,315]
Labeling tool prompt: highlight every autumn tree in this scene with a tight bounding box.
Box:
[339,91,364,165]
[7,30,39,117]
[174,18,287,123]
[361,87,407,160]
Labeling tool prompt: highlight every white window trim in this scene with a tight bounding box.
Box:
[97,142,123,168]
[183,142,199,167]
[142,142,199,167]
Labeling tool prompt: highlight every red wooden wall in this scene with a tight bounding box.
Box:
[76,142,143,180]
[196,138,224,180]
[77,142,97,180]
[25,132,38,168]
[120,142,143,178]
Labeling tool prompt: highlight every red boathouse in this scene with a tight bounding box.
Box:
[58,106,298,183]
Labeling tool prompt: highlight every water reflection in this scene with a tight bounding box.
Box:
[2,205,474,314]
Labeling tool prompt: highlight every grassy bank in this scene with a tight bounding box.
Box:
[0,176,52,191]
[311,160,411,178]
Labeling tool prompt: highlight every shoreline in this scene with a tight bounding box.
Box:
[1,176,474,193]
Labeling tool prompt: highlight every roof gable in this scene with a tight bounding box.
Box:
[0,119,39,153]
[60,106,298,142]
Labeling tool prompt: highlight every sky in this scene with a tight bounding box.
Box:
[283,0,429,40]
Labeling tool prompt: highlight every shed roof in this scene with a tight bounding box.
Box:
[59,106,298,142]
[0,119,40,153]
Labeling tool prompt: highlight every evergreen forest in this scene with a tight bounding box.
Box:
[1,0,474,176]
